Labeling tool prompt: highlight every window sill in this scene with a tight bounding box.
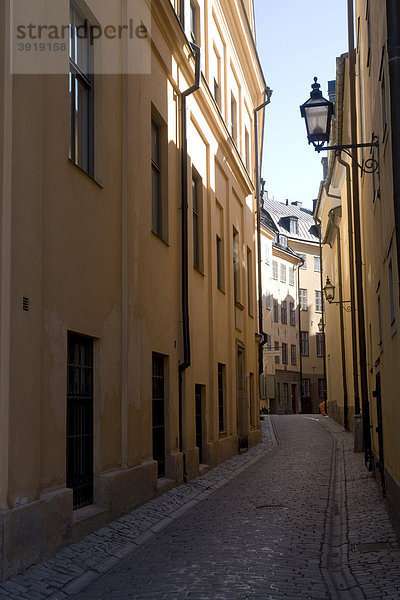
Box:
[217,286,226,294]
[68,158,103,188]
[235,300,244,311]
[151,230,170,247]
[194,265,205,277]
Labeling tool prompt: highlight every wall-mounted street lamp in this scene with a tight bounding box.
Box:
[323,276,352,312]
[300,78,378,174]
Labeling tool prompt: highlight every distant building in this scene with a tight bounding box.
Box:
[261,197,325,414]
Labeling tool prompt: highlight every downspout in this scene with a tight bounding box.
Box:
[347,0,372,468]
[335,156,360,418]
[255,90,272,376]
[314,215,328,415]
[297,259,304,412]
[327,206,349,429]
[179,43,201,462]
[386,0,400,301]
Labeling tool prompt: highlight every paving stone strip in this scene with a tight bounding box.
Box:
[319,416,400,599]
[0,418,278,600]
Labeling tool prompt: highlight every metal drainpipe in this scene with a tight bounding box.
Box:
[314,215,328,416]
[179,43,201,465]
[297,259,304,412]
[386,0,400,302]
[327,207,349,429]
[254,91,272,376]
[347,0,372,469]
[335,157,360,418]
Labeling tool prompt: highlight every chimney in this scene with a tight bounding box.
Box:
[321,157,328,180]
[286,199,289,206]
[328,80,336,103]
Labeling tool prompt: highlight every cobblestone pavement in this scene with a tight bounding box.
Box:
[1,415,399,599]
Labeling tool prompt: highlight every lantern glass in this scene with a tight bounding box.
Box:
[324,278,335,303]
[304,100,331,142]
[300,78,334,148]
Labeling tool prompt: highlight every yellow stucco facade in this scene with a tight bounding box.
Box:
[0,0,267,579]
[316,0,400,537]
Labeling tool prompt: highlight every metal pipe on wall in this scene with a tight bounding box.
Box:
[347,0,372,469]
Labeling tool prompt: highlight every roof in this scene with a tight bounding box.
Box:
[261,196,320,245]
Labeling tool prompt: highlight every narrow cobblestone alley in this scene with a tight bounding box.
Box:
[1,416,399,600]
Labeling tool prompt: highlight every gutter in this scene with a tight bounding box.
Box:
[386,0,400,302]
[255,90,272,376]
[327,206,349,429]
[347,0,372,469]
[179,43,201,460]
[314,212,328,416]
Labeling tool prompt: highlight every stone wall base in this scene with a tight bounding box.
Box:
[0,488,73,581]
[385,468,400,542]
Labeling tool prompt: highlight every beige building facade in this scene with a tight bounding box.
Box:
[315,0,400,537]
[0,0,267,579]
[261,197,325,414]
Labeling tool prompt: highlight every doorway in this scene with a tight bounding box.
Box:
[236,344,248,451]
[291,384,297,414]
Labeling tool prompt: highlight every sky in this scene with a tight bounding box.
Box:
[254,0,349,210]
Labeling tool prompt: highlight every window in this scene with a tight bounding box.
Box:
[289,266,295,286]
[151,118,167,239]
[377,292,383,344]
[299,254,307,269]
[266,334,272,351]
[218,363,226,432]
[192,173,203,271]
[316,333,324,357]
[299,288,308,311]
[266,290,271,310]
[289,218,298,234]
[291,344,297,365]
[67,333,94,509]
[282,383,289,403]
[231,93,238,143]
[152,354,166,478]
[233,229,240,303]
[212,45,221,109]
[274,341,280,364]
[273,299,279,322]
[249,373,255,427]
[195,384,204,463]
[69,2,94,177]
[279,234,288,247]
[280,264,286,283]
[389,258,395,324]
[366,0,371,67]
[318,378,325,399]
[245,128,250,171]
[282,343,288,365]
[272,261,278,279]
[281,301,287,324]
[301,331,309,356]
[315,290,323,313]
[290,302,295,326]
[247,247,253,316]
[381,67,387,138]
[262,238,271,264]
[302,378,311,398]
[217,235,224,291]
[190,0,198,44]
[314,256,321,272]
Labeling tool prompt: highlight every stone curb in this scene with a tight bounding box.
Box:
[2,418,278,600]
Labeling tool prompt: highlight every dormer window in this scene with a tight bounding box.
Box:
[279,234,288,247]
[289,217,298,234]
